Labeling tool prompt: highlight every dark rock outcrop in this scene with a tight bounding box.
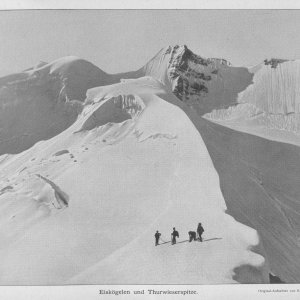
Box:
[139,45,253,115]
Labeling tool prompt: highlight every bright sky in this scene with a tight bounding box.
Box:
[0,10,300,76]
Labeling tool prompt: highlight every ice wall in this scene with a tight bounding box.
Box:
[205,60,300,134]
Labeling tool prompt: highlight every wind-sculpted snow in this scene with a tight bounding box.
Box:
[0,77,268,284]
[79,94,145,132]
[205,60,300,137]
[36,174,69,208]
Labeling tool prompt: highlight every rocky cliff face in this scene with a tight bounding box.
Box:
[166,45,212,102]
[140,45,253,115]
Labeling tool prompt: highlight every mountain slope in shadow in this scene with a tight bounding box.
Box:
[196,117,300,283]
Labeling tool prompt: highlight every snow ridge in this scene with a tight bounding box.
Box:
[0,77,269,284]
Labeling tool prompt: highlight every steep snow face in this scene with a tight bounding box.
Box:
[138,45,253,115]
[0,57,113,155]
[0,77,268,284]
[204,60,300,142]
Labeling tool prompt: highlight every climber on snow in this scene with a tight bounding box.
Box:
[188,231,197,242]
[155,230,161,246]
[171,227,179,245]
[197,223,204,242]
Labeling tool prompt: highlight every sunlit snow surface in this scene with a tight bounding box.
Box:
[0,77,267,284]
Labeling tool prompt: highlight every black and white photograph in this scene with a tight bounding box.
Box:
[0,1,300,299]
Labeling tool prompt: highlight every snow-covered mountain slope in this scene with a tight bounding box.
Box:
[204,59,300,143]
[198,117,300,283]
[133,45,253,115]
[0,56,113,156]
[0,77,268,284]
[1,45,300,285]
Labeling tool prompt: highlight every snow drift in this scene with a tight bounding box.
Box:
[0,77,268,284]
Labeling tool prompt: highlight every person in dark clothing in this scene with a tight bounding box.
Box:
[154,230,161,246]
[188,231,197,242]
[197,223,204,242]
[171,227,179,245]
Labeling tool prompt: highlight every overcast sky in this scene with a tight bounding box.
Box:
[0,10,300,76]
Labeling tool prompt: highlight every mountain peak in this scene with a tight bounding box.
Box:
[140,44,250,114]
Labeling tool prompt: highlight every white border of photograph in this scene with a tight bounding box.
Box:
[0,1,299,299]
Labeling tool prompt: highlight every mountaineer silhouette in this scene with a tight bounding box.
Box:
[171,227,179,245]
[188,231,197,242]
[197,223,204,242]
[154,230,161,246]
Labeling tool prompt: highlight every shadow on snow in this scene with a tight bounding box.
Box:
[157,237,222,246]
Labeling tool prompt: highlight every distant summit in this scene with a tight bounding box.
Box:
[139,45,253,114]
[0,56,112,155]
